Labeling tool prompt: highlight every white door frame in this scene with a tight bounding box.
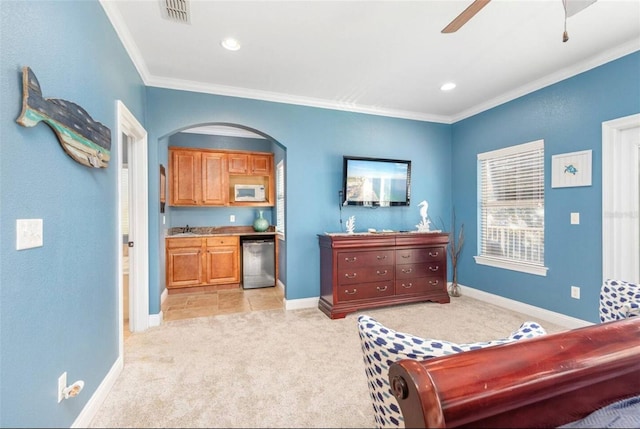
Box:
[602,113,640,283]
[116,100,149,353]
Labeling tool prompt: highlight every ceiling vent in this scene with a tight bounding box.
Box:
[160,0,190,24]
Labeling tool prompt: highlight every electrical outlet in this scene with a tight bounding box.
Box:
[571,286,580,299]
[571,212,580,225]
[230,215,235,223]
[57,372,67,403]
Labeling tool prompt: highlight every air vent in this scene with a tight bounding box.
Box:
[160,0,190,24]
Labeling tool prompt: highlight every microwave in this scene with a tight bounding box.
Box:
[234,184,266,202]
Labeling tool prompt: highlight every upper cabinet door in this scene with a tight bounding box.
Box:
[250,153,272,175]
[227,153,249,174]
[170,149,201,206]
[201,152,228,206]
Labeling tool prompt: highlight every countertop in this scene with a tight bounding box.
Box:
[166,225,277,238]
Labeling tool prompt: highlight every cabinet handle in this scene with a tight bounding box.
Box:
[344,273,357,279]
[376,285,388,292]
[429,251,439,257]
[402,268,413,274]
[429,266,439,272]
[344,288,357,295]
[401,254,411,259]
[376,270,388,276]
[344,257,357,262]
[429,280,439,286]
[376,255,387,260]
[401,283,413,289]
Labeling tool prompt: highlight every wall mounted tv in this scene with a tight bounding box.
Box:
[342,156,411,207]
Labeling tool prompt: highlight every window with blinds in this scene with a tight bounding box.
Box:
[475,139,547,276]
[276,160,285,238]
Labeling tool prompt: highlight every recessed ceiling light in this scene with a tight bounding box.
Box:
[440,82,456,91]
[221,37,241,51]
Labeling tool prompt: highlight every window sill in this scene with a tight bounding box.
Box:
[474,255,548,276]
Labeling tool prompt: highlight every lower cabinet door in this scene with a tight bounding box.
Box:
[337,280,394,302]
[205,245,240,284]
[167,247,202,288]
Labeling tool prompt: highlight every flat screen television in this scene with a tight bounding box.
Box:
[342,156,411,206]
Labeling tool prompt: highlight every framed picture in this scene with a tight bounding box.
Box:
[551,150,592,188]
[160,164,166,213]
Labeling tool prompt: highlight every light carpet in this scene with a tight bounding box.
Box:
[89,295,567,428]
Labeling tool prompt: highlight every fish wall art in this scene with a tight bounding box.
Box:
[16,66,111,168]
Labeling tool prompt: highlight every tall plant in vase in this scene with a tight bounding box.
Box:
[447,209,464,297]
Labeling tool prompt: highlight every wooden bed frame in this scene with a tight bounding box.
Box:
[388,317,640,428]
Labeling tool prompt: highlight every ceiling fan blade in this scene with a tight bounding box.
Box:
[442,0,491,34]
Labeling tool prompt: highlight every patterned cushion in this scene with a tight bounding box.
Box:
[357,315,547,428]
[600,279,640,323]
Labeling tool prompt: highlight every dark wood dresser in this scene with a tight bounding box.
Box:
[318,232,450,319]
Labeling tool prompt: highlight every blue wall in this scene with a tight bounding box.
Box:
[0,1,145,427]
[452,52,640,322]
[1,0,638,426]
[145,88,453,308]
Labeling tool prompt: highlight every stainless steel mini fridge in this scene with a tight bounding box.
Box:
[242,238,275,289]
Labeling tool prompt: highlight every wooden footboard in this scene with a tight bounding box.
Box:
[388,317,640,428]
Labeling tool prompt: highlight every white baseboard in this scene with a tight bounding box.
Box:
[148,288,168,327]
[284,296,319,311]
[458,284,592,329]
[72,355,123,428]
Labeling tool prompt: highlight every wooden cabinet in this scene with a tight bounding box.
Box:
[166,236,240,289]
[169,147,274,207]
[166,237,203,288]
[169,148,227,206]
[228,152,272,175]
[204,236,240,284]
[319,232,450,319]
[201,152,227,205]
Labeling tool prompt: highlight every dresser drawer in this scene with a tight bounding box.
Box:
[338,280,394,302]
[338,250,394,269]
[396,262,443,279]
[338,265,394,285]
[396,247,445,264]
[395,276,444,296]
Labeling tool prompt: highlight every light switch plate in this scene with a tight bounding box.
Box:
[570,212,580,225]
[16,219,43,250]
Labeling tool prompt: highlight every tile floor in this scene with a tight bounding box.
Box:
[161,285,284,322]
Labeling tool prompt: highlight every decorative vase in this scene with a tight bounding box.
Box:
[448,282,462,297]
[253,210,269,232]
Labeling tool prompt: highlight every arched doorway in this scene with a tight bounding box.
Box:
[159,123,287,322]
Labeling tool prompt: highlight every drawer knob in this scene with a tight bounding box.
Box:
[344,288,357,295]
[429,266,439,272]
[344,273,357,279]
[429,251,439,257]
[344,257,357,263]
[376,269,388,276]
[401,283,413,289]
[376,285,388,292]
[402,268,413,274]
[377,255,387,260]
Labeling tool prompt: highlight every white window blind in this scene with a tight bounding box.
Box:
[276,160,285,238]
[476,140,546,275]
